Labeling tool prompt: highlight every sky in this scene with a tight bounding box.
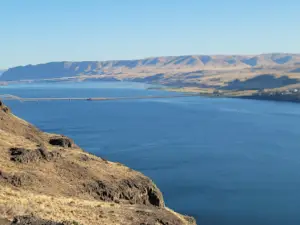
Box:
[1,0,300,68]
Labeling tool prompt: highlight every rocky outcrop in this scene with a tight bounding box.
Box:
[83,177,164,207]
[0,101,10,113]
[49,136,74,148]
[9,148,61,163]
[0,101,196,225]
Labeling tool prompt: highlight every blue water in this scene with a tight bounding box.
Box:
[2,82,300,225]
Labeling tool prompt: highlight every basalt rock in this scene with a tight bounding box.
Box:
[49,136,74,148]
[0,101,10,113]
[10,148,61,163]
[83,178,164,207]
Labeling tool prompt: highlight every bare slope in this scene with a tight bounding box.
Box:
[0,101,196,225]
[0,54,299,77]
[3,53,300,92]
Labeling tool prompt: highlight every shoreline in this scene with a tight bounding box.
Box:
[2,79,300,104]
[158,86,300,104]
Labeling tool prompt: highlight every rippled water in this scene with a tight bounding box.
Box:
[2,82,300,225]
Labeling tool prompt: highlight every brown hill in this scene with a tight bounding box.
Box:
[2,53,300,91]
[0,101,196,225]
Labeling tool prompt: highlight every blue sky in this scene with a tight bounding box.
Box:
[1,0,300,68]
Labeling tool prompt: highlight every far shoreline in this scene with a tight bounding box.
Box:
[2,79,300,104]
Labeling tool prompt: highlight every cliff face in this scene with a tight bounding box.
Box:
[0,101,196,225]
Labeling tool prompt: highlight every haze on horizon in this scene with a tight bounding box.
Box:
[1,0,300,68]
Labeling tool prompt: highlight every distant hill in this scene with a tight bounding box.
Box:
[2,53,300,90]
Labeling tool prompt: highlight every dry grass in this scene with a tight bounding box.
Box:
[0,187,193,225]
[0,186,118,224]
[0,130,36,149]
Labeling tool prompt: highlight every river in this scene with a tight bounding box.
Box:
[1,82,300,225]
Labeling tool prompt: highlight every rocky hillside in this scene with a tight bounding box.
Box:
[0,101,196,225]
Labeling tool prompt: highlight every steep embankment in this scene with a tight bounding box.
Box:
[0,101,196,225]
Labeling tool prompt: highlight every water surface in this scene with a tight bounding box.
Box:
[1,82,300,225]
